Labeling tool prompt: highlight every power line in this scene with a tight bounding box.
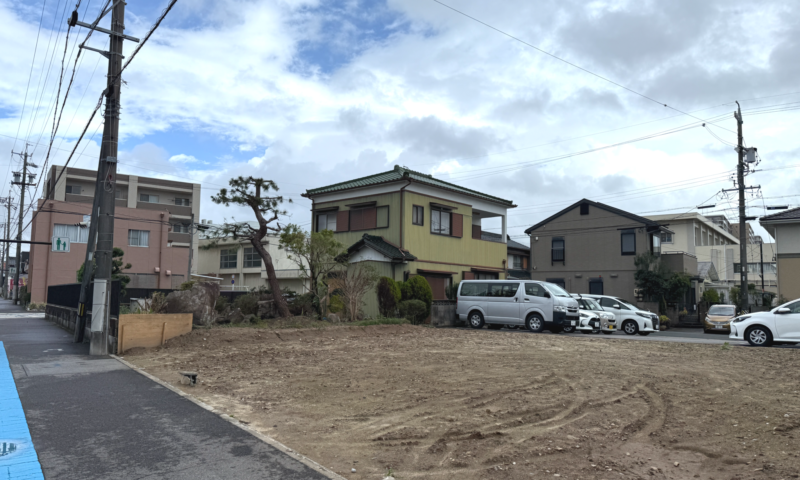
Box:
[431,0,737,134]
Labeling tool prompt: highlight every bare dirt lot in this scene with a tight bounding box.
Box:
[125,325,800,480]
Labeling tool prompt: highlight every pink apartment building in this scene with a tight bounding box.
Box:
[28,166,201,304]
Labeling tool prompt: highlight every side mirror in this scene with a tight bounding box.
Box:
[613,304,620,309]
[544,291,551,298]
[777,307,791,314]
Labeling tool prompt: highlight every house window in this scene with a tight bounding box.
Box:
[54,224,89,243]
[475,272,498,280]
[546,278,566,289]
[139,194,159,203]
[316,212,337,232]
[552,237,565,263]
[174,197,190,206]
[128,229,150,247]
[509,254,523,269]
[172,223,190,234]
[589,278,604,295]
[376,206,389,229]
[580,203,589,215]
[220,248,237,269]
[65,185,81,194]
[661,232,673,243]
[621,229,636,255]
[431,209,451,236]
[115,189,126,199]
[412,205,424,225]
[243,247,261,268]
[651,233,661,256]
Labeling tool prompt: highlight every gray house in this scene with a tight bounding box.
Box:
[524,199,678,298]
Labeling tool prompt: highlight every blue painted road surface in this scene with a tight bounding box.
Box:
[0,341,45,480]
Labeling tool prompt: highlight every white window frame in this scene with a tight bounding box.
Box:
[128,229,150,247]
[220,248,237,269]
[53,223,89,243]
[174,197,191,206]
[65,185,81,195]
[243,247,261,268]
[139,194,159,203]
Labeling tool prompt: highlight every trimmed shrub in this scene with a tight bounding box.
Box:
[376,277,401,317]
[329,295,344,314]
[398,299,428,325]
[401,276,433,312]
[233,294,259,316]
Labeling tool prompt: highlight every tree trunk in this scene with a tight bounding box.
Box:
[251,239,291,317]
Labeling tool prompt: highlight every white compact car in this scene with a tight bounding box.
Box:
[583,294,659,335]
[572,295,616,334]
[729,298,800,346]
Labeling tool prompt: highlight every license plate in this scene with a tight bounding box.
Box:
[608,325,614,329]
[571,321,576,326]
[715,325,725,330]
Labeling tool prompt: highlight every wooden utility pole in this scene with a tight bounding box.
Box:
[734,102,749,311]
[71,2,139,354]
[10,149,36,303]
[0,198,12,298]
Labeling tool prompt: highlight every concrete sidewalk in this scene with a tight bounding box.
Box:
[0,300,336,479]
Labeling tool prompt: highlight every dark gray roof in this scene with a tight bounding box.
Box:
[524,198,667,234]
[303,165,515,207]
[347,234,417,261]
[760,206,800,222]
[507,238,530,251]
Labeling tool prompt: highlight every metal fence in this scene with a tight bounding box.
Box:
[46,281,122,317]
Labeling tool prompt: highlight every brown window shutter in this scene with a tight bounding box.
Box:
[451,213,463,238]
[522,257,529,269]
[463,271,475,280]
[336,211,349,232]
[364,207,377,229]
[472,224,481,240]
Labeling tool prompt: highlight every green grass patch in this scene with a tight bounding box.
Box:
[353,317,409,327]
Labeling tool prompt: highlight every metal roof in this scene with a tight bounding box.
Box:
[760,206,800,222]
[303,165,515,207]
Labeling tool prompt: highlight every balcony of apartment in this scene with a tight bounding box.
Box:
[470,208,507,243]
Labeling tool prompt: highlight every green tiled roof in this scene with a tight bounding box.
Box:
[303,165,515,207]
[347,234,417,261]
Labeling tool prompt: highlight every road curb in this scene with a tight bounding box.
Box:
[111,354,348,480]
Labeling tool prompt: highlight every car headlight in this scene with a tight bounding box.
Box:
[603,312,615,320]
[580,312,589,318]
[636,312,650,319]
[554,306,567,313]
[732,316,750,323]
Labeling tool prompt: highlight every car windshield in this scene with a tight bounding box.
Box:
[543,282,570,297]
[581,298,600,310]
[615,298,635,307]
[708,305,736,316]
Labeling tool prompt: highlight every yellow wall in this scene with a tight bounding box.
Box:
[778,257,800,300]
[315,192,402,246]
[402,192,507,274]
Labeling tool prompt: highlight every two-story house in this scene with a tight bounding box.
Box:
[760,207,800,301]
[196,221,308,293]
[28,166,201,303]
[524,199,679,299]
[303,165,516,315]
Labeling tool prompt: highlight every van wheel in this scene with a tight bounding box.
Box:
[745,326,773,347]
[622,320,639,335]
[526,314,544,333]
[468,311,485,329]
[562,326,575,333]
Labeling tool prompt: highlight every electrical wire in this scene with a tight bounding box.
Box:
[431,0,737,134]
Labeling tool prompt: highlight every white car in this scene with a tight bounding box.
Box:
[583,294,659,336]
[570,296,616,334]
[729,298,800,347]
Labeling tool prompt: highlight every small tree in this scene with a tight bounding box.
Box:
[330,264,379,321]
[279,224,347,316]
[211,177,291,317]
[634,252,668,301]
[701,289,720,304]
[77,247,132,296]
[376,276,401,317]
[401,276,433,313]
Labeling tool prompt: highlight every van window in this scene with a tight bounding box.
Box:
[488,283,520,297]
[524,283,547,297]
[460,282,488,297]
[600,297,629,310]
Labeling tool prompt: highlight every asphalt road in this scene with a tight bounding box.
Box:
[0,300,336,480]
[460,324,800,349]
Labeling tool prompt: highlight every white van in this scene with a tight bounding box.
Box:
[457,280,580,333]
[583,294,659,335]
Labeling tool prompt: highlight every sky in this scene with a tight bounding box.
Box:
[1,0,799,257]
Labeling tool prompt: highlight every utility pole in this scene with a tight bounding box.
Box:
[0,198,12,299]
[10,148,37,304]
[759,241,765,305]
[734,102,749,312]
[187,213,195,282]
[71,2,139,354]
